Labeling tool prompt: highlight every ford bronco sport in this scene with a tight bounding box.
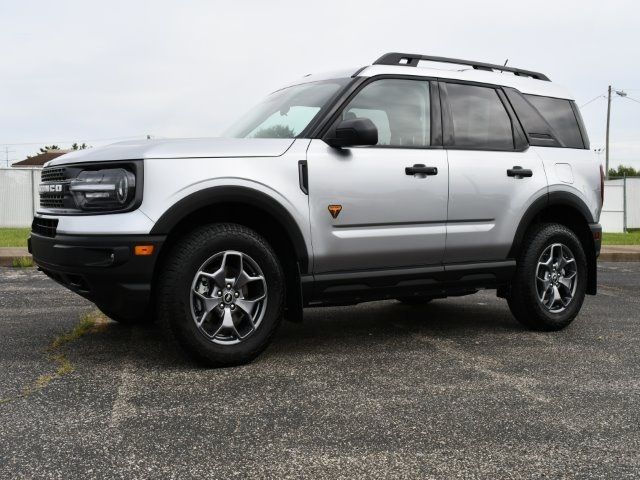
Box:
[30,53,603,366]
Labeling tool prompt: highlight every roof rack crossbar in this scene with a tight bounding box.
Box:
[373,52,550,81]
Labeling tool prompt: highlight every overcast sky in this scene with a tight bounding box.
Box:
[1,0,638,168]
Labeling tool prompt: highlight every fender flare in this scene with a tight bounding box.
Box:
[150,185,310,273]
[509,191,595,259]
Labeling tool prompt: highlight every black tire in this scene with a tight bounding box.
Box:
[156,223,285,367]
[396,296,433,305]
[507,223,587,331]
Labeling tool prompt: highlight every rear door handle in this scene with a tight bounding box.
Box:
[507,166,533,178]
[405,164,438,176]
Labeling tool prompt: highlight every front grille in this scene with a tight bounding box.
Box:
[40,194,65,209]
[32,217,58,237]
[39,166,72,210]
[40,167,67,183]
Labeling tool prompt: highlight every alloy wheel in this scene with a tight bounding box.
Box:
[535,243,578,313]
[190,250,268,345]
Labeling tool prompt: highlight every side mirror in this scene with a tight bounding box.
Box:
[325,118,378,148]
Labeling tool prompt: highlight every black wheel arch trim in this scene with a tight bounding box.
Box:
[509,190,598,295]
[509,191,595,256]
[149,186,310,273]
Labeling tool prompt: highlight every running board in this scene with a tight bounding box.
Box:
[301,261,515,306]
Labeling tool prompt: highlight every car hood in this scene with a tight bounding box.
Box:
[46,137,296,166]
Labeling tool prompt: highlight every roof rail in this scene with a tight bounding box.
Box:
[373,52,550,82]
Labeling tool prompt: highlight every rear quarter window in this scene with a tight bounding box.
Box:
[523,95,586,149]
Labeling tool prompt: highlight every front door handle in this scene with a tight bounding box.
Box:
[507,166,533,178]
[406,164,438,176]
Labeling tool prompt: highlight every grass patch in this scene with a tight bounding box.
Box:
[51,313,102,349]
[11,256,33,268]
[602,230,640,245]
[3,311,110,402]
[0,228,30,247]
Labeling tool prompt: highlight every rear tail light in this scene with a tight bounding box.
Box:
[599,164,605,205]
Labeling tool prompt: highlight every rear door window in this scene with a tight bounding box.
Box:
[445,83,515,150]
[523,95,585,149]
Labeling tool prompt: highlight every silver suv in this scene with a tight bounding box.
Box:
[30,53,603,366]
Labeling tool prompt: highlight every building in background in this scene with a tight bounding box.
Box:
[11,150,69,168]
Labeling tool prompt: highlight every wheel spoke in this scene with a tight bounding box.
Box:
[196,308,218,328]
[234,271,265,290]
[538,257,552,269]
[542,285,553,306]
[558,276,573,290]
[207,251,243,288]
[198,269,225,290]
[235,295,265,323]
[193,290,219,314]
[220,308,240,338]
[550,285,561,308]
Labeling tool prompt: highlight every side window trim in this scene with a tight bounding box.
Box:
[317,74,444,149]
[439,79,528,152]
[570,100,590,149]
[496,88,528,151]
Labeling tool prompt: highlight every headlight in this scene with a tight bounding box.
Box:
[69,168,136,211]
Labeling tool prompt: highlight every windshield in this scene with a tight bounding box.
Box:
[224,79,349,138]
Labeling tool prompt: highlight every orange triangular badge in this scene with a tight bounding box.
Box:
[328,205,342,219]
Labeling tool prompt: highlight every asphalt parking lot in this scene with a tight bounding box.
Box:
[0,263,639,479]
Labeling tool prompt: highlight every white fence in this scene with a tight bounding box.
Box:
[601,177,640,233]
[0,168,41,228]
[0,168,638,231]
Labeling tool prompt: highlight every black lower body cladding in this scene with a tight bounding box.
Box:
[29,232,165,320]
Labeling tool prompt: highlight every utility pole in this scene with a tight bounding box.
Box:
[605,85,612,180]
[3,146,15,168]
[604,86,628,179]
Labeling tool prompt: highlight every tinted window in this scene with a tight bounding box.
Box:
[446,83,514,150]
[523,95,584,149]
[339,79,431,147]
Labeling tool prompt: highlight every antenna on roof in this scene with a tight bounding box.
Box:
[503,59,509,66]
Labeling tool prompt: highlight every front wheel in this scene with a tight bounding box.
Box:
[507,223,587,331]
[157,223,285,367]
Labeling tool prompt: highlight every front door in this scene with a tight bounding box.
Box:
[306,77,449,273]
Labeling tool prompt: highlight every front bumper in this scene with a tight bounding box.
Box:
[29,232,165,320]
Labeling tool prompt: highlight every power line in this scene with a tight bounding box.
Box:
[623,96,640,105]
[580,94,606,108]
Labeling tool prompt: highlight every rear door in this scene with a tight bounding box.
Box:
[441,81,548,263]
[307,77,449,273]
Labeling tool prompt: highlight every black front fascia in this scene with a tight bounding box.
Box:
[29,232,164,319]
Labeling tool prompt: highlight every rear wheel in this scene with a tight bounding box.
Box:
[157,223,284,367]
[507,223,587,331]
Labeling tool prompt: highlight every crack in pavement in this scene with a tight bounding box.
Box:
[108,328,142,429]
